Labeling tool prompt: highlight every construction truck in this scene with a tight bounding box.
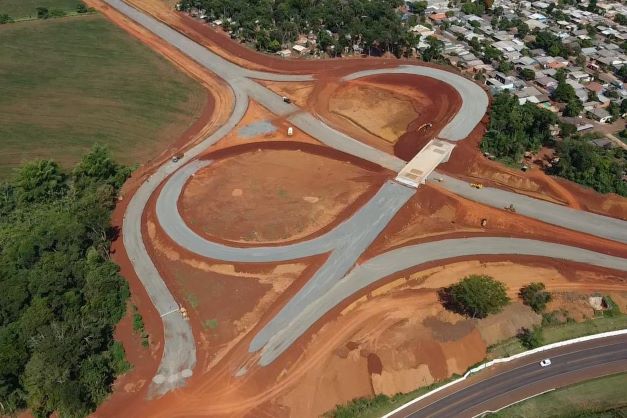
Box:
[504,204,516,213]
[282,96,292,104]
[180,306,189,320]
[470,183,484,189]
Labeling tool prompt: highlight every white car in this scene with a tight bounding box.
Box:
[540,358,552,367]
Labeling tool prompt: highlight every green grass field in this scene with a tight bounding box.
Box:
[0,14,206,178]
[0,0,86,19]
[488,314,627,359]
[488,373,627,417]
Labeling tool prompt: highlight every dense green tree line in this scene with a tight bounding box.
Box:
[482,92,626,196]
[178,0,418,56]
[0,146,132,417]
[480,91,557,163]
[550,139,626,196]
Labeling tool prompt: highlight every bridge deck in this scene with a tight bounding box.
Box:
[395,139,455,188]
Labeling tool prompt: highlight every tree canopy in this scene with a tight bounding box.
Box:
[0,146,131,417]
[480,91,557,163]
[519,282,552,313]
[442,275,510,318]
[529,30,571,57]
[550,139,626,196]
[179,0,418,57]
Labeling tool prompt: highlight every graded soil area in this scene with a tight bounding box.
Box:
[256,80,315,108]
[180,144,390,244]
[312,74,462,159]
[275,260,627,418]
[328,81,420,143]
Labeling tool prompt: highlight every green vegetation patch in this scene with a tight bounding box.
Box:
[441,274,510,319]
[0,0,85,19]
[202,318,219,330]
[0,146,131,417]
[178,0,418,57]
[324,377,460,418]
[132,305,150,348]
[488,308,627,359]
[0,15,205,178]
[482,91,626,197]
[487,373,627,418]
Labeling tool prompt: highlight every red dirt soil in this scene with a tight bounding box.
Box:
[310,74,462,160]
[180,143,391,244]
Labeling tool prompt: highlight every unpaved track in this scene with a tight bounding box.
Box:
[102,0,627,398]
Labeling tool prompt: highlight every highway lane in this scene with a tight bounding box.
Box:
[121,83,249,395]
[256,237,627,365]
[388,335,627,418]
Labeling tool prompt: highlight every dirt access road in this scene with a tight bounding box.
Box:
[99,0,627,403]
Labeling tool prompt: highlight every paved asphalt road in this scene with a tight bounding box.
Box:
[389,335,627,418]
[103,0,626,395]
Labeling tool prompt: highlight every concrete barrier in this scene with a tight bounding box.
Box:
[381,328,627,418]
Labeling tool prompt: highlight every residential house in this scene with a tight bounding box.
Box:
[588,107,612,123]
[536,75,559,90]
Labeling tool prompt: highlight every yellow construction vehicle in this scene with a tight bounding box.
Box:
[470,183,484,189]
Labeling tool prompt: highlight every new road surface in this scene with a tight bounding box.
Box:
[102,0,627,397]
[387,334,627,418]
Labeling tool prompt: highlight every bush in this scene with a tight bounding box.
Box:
[518,326,544,349]
[603,296,622,318]
[36,7,49,19]
[519,282,552,313]
[326,394,391,418]
[441,275,510,318]
[49,8,66,18]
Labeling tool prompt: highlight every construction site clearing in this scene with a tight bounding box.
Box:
[76,1,627,417]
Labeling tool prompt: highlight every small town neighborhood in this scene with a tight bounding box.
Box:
[425,0,627,147]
